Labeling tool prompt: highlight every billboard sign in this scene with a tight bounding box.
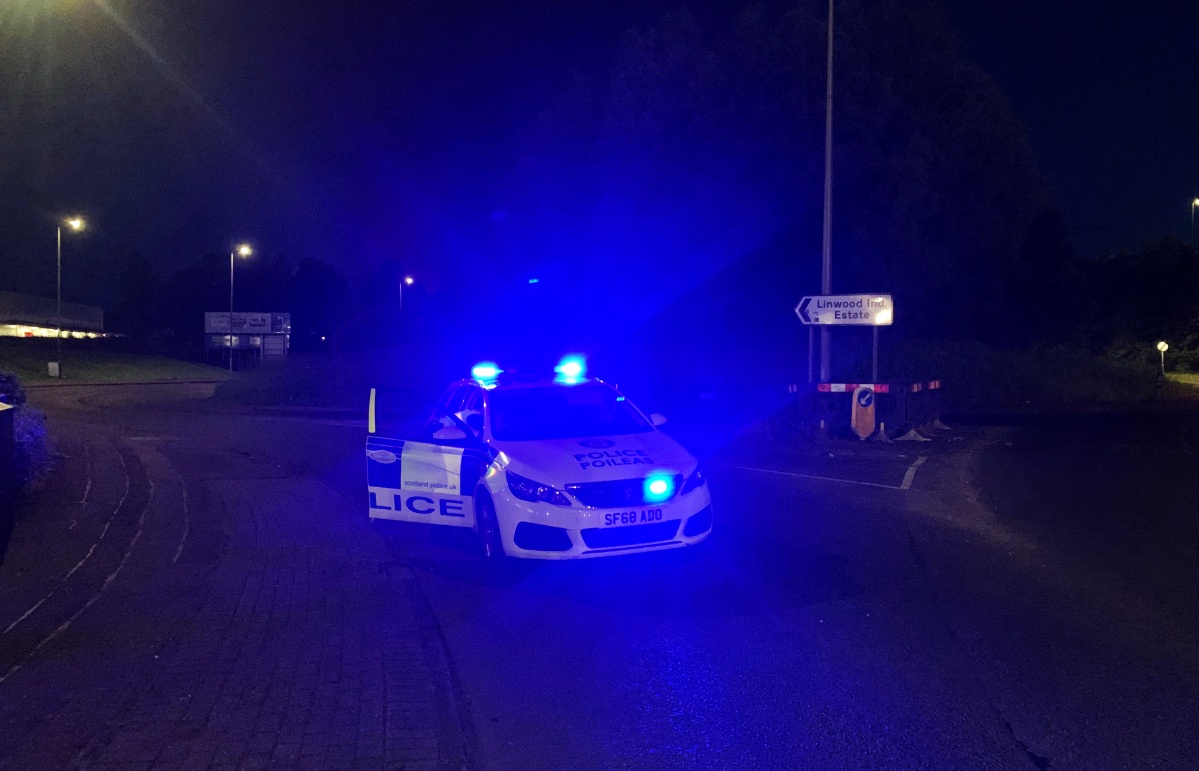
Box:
[204,312,291,334]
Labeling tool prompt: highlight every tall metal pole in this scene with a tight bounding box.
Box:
[56,225,63,372]
[872,327,879,384]
[1191,199,1197,247]
[819,0,835,382]
[229,250,235,372]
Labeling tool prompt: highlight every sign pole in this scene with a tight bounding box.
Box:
[229,251,235,373]
[807,327,814,384]
[818,0,835,383]
[872,326,878,384]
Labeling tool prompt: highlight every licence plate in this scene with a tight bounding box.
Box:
[601,508,664,527]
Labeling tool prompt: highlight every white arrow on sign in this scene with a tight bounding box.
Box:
[795,294,894,326]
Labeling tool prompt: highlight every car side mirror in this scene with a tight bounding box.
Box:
[650,413,668,426]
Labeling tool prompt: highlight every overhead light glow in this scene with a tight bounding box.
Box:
[404,276,415,285]
[65,217,86,232]
[472,361,502,384]
[554,354,587,384]
[236,243,253,257]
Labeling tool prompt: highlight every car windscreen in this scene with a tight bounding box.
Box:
[489,383,653,441]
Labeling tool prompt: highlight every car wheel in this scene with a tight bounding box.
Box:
[475,490,506,560]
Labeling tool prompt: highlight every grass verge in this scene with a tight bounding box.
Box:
[0,343,229,386]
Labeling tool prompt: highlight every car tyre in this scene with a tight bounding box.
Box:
[475,490,506,560]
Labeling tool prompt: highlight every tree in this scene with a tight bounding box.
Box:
[112,251,163,338]
[287,258,351,346]
[500,2,1057,354]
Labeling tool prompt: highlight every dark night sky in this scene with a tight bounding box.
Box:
[1,1,1197,306]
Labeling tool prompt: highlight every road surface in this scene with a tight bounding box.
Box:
[1,385,1196,769]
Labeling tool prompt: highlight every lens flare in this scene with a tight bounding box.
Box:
[644,473,675,503]
[554,354,587,384]
[472,361,502,385]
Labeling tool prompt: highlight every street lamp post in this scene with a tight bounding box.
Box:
[230,244,253,372]
[1191,199,1199,246]
[53,217,86,378]
[401,275,414,310]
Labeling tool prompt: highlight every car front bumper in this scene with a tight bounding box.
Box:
[490,484,713,560]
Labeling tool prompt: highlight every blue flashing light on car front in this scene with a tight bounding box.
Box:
[644,473,675,503]
[472,361,502,387]
[554,354,587,385]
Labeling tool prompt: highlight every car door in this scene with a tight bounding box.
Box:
[366,386,484,527]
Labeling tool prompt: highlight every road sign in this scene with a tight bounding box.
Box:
[851,386,876,440]
[796,294,893,326]
[204,312,292,334]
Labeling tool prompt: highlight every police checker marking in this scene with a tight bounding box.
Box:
[603,508,664,527]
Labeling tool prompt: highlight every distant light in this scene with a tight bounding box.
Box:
[615,396,625,402]
[65,217,86,232]
[320,336,326,341]
[236,243,253,257]
[472,361,502,383]
[1193,199,1199,208]
[554,354,586,384]
[404,276,415,285]
[644,473,675,503]
[1157,341,1169,352]
[528,278,540,284]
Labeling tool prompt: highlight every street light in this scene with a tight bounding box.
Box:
[1191,199,1199,246]
[52,216,87,378]
[1157,340,1169,377]
[401,275,415,309]
[229,243,253,372]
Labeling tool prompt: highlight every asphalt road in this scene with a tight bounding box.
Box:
[2,385,1197,769]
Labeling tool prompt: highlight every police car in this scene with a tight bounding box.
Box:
[366,356,712,559]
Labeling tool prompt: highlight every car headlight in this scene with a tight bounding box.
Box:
[680,465,707,495]
[506,471,573,507]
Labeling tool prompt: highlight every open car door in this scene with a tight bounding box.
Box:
[366,388,482,528]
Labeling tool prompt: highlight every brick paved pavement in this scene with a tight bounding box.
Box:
[0,398,471,770]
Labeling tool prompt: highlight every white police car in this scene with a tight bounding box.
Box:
[366,357,712,559]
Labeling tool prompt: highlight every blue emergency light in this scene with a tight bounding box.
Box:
[644,473,675,503]
[472,361,502,385]
[554,354,587,385]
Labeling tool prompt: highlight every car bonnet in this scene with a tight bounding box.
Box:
[492,430,696,486]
